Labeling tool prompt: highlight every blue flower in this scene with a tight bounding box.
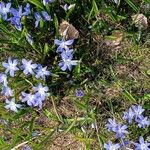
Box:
[41,11,52,21]
[54,39,74,52]
[9,16,22,31]
[1,86,13,97]
[33,83,49,100]
[114,124,128,139]
[0,2,11,20]
[134,136,150,150]
[32,96,43,109]
[34,12,42,28]
[106,118,118,132]
[62,4,75,11]
[2,58,19,77]
[21,59,37,75]
[132,105,145,118]
[135,115,150,128]
[26,33,33,45]
[23,3,31,16]
[123,107,135,124]
[0,73,8,86]
[35,64,50,80]
[5,98,21,113]
[76,89,84,98]
[32,131,39,137]
[59,53,77,71]
[10,4,30,31]
[11,4,30,18]
[42,0,54,5]
[11,6,23,18]
[22,92,36,107]
[61,49,73,57]
[104,141,120,150]
[10,6,23,30]
[23,145,32,150]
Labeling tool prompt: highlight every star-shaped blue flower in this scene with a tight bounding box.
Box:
[135,115,150,128]
[132,105,145,118]
[1,86,13,97]
[35,64,50,80]
[0,2,11,20]
[21,59,37,75]
[106,118,118,132]
[2,58,19,77]
[104,141,120,150]
[54,39,74,52]
[76,89,84,98]
[123,107,135,124]
[134,136,150,150]
[33,83,49,100]
[59,53,77,71]
[114,124,128,139]
[5,98,21,113]
[22,92,36,107]
[0,73,8,86]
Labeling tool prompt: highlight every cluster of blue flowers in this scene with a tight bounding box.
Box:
[104,105,150,150]
[54,38,78,71]
[0,58,51,112]
[0,2,52,31]
[0,1,78,71]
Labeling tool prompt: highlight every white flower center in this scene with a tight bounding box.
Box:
[2,8,8,13]
[38,87,45,94]
[140,144,146,150]
[9,63,16,70]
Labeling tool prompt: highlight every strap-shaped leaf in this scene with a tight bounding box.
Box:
[125,0,139,12]
[28,0,44,9]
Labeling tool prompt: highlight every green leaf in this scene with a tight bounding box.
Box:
[64,119,76,134]
[74,100,87,110]
[143,94,150,100]
[93,0,99,14]
[0,24,17,38]
[54,13,59,37]
[122,90,136,103]
[43,109,59,121]
[27,0,44,9]
[88,0,99,21]
[144,0,150,3]
[125,0,139,12]
[43,43,49,57]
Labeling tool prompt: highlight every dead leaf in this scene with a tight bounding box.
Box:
[59,20,79,39]
[132,14,148,28]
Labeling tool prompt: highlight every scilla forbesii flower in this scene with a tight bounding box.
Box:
[5,98,21,112]
[33,83,49,100]
[123,107,135,124]
[41,11,52,21]
[35,64,50,80]
[0,73,8,86]
[42,0,55,6]
[0,2,11,20]
[134,136,150,150]
[59,53,78,71]
[104,141,120,150]
[2,58,19,77]
[21,59,37,75]
[22,92,36,107]
[10,3,31,31]
[1,86,13,97]
[54,39,74,52]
